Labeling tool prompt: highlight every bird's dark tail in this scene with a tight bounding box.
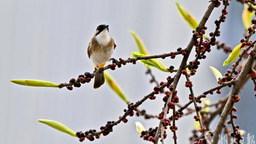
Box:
[93,70,105,89]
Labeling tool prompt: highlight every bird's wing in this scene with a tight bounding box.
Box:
[87,41,92,58]
[112,38,116,49]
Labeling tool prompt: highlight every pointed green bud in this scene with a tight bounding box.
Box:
[131,52,168,72]
[242,4,254,30]
[209,66,222,81]
[10,79,59,87]
[129,30,150,55]
[135,122,145,134]
[38,119,77,137]
[104,71,129,103]
[223,43,244,66]
[176,2,199,30]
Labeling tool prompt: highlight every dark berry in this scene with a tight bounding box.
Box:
[67,86,73,90]
[69,78,76,84]
[74,82,81,87]
[177,47,182,51]
[84,72,94,78]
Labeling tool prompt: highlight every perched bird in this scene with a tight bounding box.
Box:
[87,24,116,89]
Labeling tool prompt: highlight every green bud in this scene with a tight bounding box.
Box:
[104,71,129,103]
[209,66,222,81]
[242,4,254,30]
[10,79,59,87]
[135,122,145,134]
[223,43,244,66]
[38,119,77,137]
[176,2,199,30]
[132,52,168,72]
[129,30,150,55]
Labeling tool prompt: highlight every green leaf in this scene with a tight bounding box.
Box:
[130,30,169,71]
[194,113,202,130]
[38,119,77,137]
[202,98,211,113]
[194,120,200,130]
[10,79,59,87]
[223,43,244,66]
[129,30,150,55]
[209,66,222,81]
[194,99,211,130]
[176,2,199,30]
[104,71,129,103]
[242,4,254,30]
[135,122,145,134]
[131,52,168,72]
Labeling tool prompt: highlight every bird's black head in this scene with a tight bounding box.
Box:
[96,24,109,33]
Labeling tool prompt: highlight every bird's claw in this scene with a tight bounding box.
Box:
[110,58,119,64]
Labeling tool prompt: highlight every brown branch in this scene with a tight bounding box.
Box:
[230,31,256,77]
[146,68,160,87]
[229,111,236,134]
[185,75,203,130]
[177,80,234,114]
[154,2,216,144]
[59,51,181,89]
[212,44,256,144]
[206,102,225,129]
[77,80,168,142]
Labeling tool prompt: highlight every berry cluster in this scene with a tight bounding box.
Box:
[135,109,157,119]
[58,1,256,143]
[59,72,94,90]
[139,127,160,143]
[76,129,98,142]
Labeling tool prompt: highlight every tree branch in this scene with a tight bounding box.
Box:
[212,44,256,144]
[154,2,216,144]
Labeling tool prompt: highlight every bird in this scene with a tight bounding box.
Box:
[87,24,116,89]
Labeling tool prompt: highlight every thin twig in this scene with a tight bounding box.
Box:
[212,43,256,144]
[146,68,160,87]
[185,75,203,130]
[177,80,234,114]
[154,2,216,144]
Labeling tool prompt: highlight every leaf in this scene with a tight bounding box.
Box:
[129,30,150,55]
[104,71,129,103]
[10,79,59,87]
[131,52,169,72]
[242,4,254,30]
[135,122,145,134]
[195,99,211,130]
[202,98,211,113]
[209,66,222,81]
[176,2,199,30]
[130,30,169,71]
[38,119,77,137]
[223,43,244,66]
[194,113,202,130]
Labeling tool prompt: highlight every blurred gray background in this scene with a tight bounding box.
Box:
[1,0,255,144]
